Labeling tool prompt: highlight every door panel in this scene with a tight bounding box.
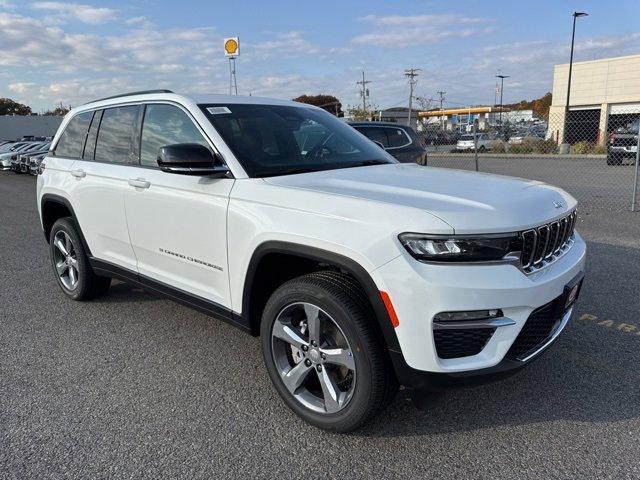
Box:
[123,102,233,307]
[124,169,234,306]
[71,160,138,271]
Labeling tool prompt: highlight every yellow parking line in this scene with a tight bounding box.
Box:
[579,313,640,337]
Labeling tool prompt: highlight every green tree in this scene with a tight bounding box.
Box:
[293,95,343,116]
[44,105,71,116]
[0,98,32,116]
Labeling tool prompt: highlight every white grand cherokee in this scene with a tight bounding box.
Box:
[37,90,586,432]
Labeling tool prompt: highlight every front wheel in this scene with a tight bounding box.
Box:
[261,271,397,432]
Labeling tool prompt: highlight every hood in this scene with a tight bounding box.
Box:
[264,163,577,234]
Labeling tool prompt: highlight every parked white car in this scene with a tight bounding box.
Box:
[37,91,586,432]
[1,142,45,170]
[456,133,495,151]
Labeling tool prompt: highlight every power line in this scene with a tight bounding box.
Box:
[404,68,420,127]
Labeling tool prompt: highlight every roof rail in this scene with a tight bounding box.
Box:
[84,89,174,105]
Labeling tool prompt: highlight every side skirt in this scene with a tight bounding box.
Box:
[89,258,250,333]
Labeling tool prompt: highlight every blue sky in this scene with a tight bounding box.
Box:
[1,0,639,112]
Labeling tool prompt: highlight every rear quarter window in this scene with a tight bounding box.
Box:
[54,112,93,158]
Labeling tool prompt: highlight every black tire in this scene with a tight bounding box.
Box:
[607,152,623,165]
[49,217,111,301]
[261,271,397,432]
[478,145,486,152]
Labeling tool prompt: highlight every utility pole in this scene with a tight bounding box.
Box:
[356,71,371,115]
[405,68,420,127]
[436,90,446,130]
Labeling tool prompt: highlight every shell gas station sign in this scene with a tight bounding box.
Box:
[224,37,239,57]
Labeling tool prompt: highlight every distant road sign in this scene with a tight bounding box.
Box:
[224,37,239,57]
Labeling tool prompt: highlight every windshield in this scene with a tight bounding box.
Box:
[199,104,395,177]
[459,135,475,141]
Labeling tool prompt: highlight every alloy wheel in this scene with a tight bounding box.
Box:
[53,231,79,291]
[271,302,356,414]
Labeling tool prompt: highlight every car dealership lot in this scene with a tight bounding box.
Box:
[1,173,639,479]
[425,154,639,213]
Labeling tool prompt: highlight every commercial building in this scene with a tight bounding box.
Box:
[548,53,640,144]
[418,106,513,132]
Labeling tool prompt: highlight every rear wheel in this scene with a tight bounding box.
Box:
[261,271,397,432]
[49,218,111,301]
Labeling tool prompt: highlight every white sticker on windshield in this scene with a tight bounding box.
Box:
[207,106,232,115]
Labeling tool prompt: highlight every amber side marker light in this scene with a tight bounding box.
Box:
[380,291,400,328]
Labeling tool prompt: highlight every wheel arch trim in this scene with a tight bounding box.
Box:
[40,193,92,256]
[241,241,401,352]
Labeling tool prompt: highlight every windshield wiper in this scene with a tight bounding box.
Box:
[259,167,317,177]
[338,159,390,169]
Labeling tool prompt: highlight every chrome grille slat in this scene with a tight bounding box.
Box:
[558,217,569,252]
[545,222,557,259]
[521,210,577,273]
[534,225,549,265]
[521,229,536,269]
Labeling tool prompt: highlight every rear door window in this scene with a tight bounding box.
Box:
[355,127,389,148]
[95,105,139,164]
[55,112,93,158]
[386,128,410,148]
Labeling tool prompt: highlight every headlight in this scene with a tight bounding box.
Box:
[398,232,519,262]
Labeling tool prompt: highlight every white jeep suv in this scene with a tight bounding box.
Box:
[37,90,586,432]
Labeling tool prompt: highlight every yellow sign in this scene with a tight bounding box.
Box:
[224,37,239,57]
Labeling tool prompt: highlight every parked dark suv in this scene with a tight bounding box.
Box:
[349,122,427,164]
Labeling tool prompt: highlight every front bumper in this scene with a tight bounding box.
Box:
[610,146,638,157]
[371,231,586,387]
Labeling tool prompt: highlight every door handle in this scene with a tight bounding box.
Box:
[128,178,150,189]
[70,169,86,178]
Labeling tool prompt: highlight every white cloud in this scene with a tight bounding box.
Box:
[0,12,220,72]
[31,2,116,24]
[252,31,320,59]
[353,13,491,47]
[9,82,35,93]
[360,14,486,27]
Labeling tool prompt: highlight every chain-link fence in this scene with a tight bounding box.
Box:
[418,107,640,213]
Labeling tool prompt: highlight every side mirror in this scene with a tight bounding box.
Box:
[372,140,385,150]
[157,143,230,177]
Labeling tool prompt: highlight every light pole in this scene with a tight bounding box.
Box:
[495,74,509,134]
[564,11,588,143]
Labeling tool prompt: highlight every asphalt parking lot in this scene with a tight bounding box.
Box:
[1,172,639,479]
[426,154,638,212]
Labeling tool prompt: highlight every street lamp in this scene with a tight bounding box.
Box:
[495,74,509,132]
[564,11,588,143]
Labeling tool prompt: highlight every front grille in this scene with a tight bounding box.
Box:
[506,297,562,360]
[520,211,576,272]
[434,328,495,359]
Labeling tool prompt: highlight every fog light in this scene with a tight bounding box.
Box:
[434,309,503,322]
